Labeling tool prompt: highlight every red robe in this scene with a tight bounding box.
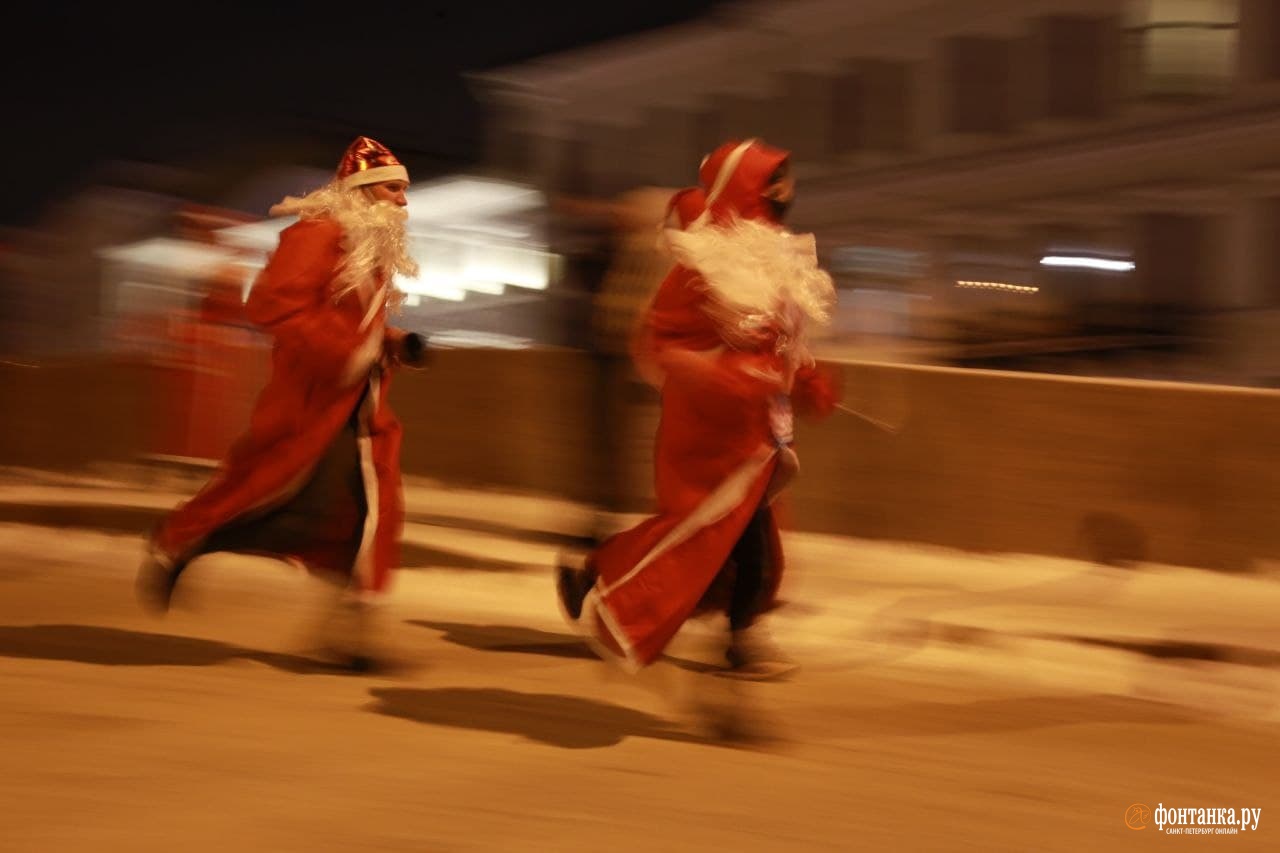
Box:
[151,216,409,594]
[579,141,838,668]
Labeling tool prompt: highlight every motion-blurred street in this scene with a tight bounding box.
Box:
[1,471,1275,852]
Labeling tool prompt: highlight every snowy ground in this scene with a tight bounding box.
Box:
[0,511,1277,851]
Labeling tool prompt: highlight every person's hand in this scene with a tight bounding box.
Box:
[382,327,428,368]
[791,362,841,419]
[400,332,428,367]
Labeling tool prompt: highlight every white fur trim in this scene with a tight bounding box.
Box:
[580,446,776,670]
[600,446,776,598]
[341,325,385,387]
[358,286,387,333]
[568,445,773,671]
[692,139,756,229]
[341,165,409,189]
[578,588,644,673]
[351,373,381,592]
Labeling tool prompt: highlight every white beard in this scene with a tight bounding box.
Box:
[270,183,418,305]
[663,216,836,356]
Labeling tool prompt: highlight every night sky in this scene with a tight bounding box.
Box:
[2,0,726,228]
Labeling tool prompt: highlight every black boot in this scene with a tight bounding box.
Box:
[555,552,597,623]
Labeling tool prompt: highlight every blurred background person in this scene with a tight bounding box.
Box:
[555,186,684,543]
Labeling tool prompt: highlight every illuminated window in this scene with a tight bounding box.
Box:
[1125,0,1240,97]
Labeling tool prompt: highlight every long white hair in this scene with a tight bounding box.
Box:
[270,182,418,305]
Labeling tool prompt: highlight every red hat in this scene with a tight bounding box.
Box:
[694,138,789,226]
[336,136,409,189]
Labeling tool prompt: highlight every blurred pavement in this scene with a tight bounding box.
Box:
[1,462,1278,714]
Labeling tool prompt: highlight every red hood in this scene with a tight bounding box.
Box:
[697,139,790,226]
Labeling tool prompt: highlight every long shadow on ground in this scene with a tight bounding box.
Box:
[409,619,720,673]
[366,686,725,749]
[0,623,345,674]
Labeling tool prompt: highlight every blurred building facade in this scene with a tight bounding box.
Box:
[472,0,1280,385]
[97,173,563,349]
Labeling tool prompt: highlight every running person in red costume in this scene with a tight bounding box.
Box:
[558,139,840,680]
[137,136,428,668]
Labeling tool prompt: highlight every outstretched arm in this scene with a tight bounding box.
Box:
[791,361,842,420]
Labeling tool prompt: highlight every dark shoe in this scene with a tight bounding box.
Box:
[308,645,382,674]
[307,595,389,674]
[555,553,597,623]
[344,653,377,674]
[722,628,798,681]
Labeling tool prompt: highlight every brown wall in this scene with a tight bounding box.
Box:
[0,358,152,470]
[5,353,1280,572]
[393,348,599,497]
[784,363,1280,572]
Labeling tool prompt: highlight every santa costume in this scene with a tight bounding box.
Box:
[558,139,840,679]
[137,136,427,663]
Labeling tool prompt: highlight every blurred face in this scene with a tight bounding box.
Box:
[762,161,795,221]
[364,179,408,207]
